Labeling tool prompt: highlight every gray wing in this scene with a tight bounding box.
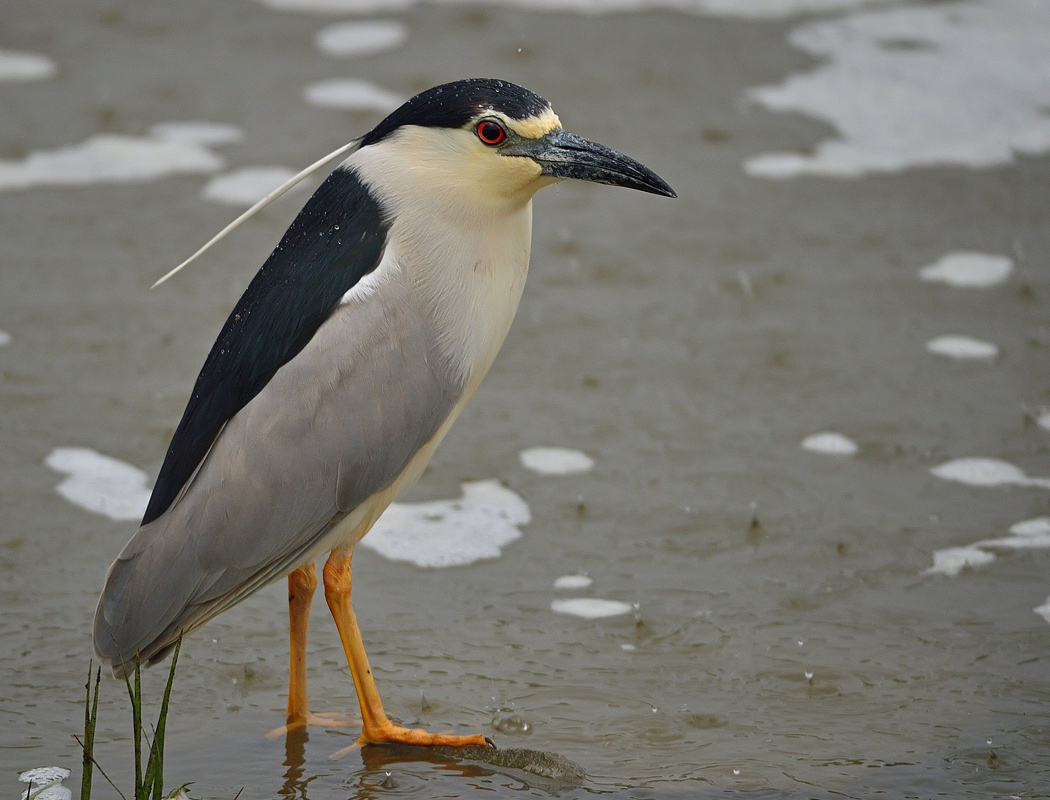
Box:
[93,274,463,676]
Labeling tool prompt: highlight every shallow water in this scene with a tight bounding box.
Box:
[2,1,1049,797]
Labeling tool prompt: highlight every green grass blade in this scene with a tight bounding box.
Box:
[74,734,128,800]
[122,655,145,800]
[150,639,181,800]
[80,664,101,800]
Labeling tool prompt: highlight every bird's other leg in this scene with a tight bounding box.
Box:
[268,562,353,737]
[287,562,317,726]
[323,544,490,748]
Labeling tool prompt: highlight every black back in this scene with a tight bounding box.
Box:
[142,168,388,525]
[361,78,551,147]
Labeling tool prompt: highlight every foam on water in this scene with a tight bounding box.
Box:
[316,20,408,57]
[1035,597,1050,625]
[359,480,530,567]
[0,132,225,192]
[924,516,1050,577]
[745,1,1050,178]
[0,49,57,82]
[19,767,71,800]
[924,546,994,578]
[45,447,150,521]
[554,574,594,589]
[259,0,885,18]
[931,458,1050,490]
[150,121,244,146]
[925,335,998,361]
[519,446,595,475]
[1037,409,1050,432]
[551,598,633,619]
[918,252,1014,289]
[800,431,857,455]
[203,166,298,206]
[998,517,1050,548]
[303,78,403,111]
[0,330,11,346]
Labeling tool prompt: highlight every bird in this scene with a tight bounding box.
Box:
[93,78,675,748]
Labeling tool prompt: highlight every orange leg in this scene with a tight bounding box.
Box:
[287,562,317,726]
[267,562,354,738]
[323,544,490,747]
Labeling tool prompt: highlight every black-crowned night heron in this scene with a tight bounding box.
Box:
[94,78,675,748]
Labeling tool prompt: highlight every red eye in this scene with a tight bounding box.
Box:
[476,120,507,145]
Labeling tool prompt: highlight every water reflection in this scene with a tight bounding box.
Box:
[276,729,588,800]
[279,728,313,800]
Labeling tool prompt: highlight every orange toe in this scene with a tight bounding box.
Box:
[267,711,360,739]
[360,721,492,748]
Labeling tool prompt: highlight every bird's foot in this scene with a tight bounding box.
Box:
[266,711,359,738]
[360,721,493,749]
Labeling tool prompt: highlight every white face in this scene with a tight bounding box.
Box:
[352,107,565,216]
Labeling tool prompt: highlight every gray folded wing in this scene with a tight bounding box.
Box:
[93,277,463,676]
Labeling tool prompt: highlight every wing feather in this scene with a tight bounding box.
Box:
[142,166,389,526]
[94,266,465,676]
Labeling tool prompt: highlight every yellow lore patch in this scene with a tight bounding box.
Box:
[504,108,562,140]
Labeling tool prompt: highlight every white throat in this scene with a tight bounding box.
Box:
[348,128,539,392]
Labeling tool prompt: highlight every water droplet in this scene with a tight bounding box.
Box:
[492,713,532,734]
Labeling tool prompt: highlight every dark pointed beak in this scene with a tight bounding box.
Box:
[505,128,676,198]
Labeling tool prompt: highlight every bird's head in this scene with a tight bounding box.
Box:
[354,78,676,212]
[152,79,673,288]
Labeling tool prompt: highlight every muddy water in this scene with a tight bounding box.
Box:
[2,1,1049,798]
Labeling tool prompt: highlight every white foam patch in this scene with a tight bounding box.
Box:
[360,480,530,568]
[303,78,403,111]
[931,458,1050,490]
[925,335,999,361]
[996,517,1050,549]
[1010,517,1050,537]
[800,432,857,455]
[0,49,57,82]
[554,574,593,590]
[19,767,71,800]
[551,598,633,619]
[1035,597,1050,625]
[745,1,1050,178]
[519,446,595,475]
[45,447,150,521]
[202,166,298,206]
[1037,409,1050,432]
[923,545,995,577]
[0,133,224,191]
[259,0,885,19]
[316,20,408,57]
[918,252,1014,289]
[261,0,414,11]
[924,517,1050,577]
[0,330,11,346]
[150,121,244,147]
